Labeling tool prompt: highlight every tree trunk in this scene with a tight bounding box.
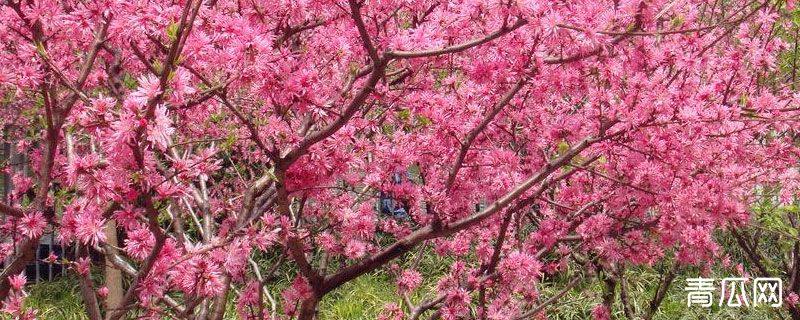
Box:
[298,295,319,320]
[0,239,37,300]
[103,221,123,313]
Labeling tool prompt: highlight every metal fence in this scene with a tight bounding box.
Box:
[25,233,67,282]
[2,141,68,283]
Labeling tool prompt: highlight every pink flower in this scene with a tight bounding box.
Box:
[169,255,225,298]
[76,214,107,246]
[19,211,46,239]
[316,232,338,253]
[124,227,155,261]
[378,303,403,320]
[11,174,32,197]
[196,262,224,297]
[446,288,470,306]
[137,276,167,306]
[592,305,610,320]
[281,277,313,317]
[787,292,799,307]
[147,105,174,150]
[113,206,143,230]
[344,239,367,259]
[576,214,614,240]
[397,269,422,294]
[75,257,91,275]
[109,111,139,144]
[498,251,542,286]
[240,281,260,305]
[97,286,109,298]
[130,75,162,104]
[1,295,23,315]
[9,273,26,291]
[44,251,58,263]
[236,281,263,319]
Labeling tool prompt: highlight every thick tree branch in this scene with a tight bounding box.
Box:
[0,203,23,217]
[322,130,613,294]
[280,58,388,167]
[642,263,677,320]
[348,0,379,62]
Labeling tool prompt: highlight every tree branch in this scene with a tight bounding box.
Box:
[445,78,527,192]
[513,273,586,320]
[321,130,612,294]
[348,0,379,62]
[76,249,103,320]
[642,263,677,320]
[0,202,23,217]
[387,19,527,59]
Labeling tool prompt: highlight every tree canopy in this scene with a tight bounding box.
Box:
[1,0,800,319]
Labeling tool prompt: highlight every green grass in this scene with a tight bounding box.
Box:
[13,274,405,319]
[12,244,791,320]
[319,272,399,319]
[13,269,789,320]
[22,277,86,320]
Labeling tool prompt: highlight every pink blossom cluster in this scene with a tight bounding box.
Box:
[0,0,799,318]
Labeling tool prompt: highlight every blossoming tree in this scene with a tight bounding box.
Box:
[1,0,800,318]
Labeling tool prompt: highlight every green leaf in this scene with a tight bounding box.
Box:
[671,16,685,28]
[221,131,237,150]
[415,114,432,127]
[34,41,47,57]
[167,69,177,82]
[265,167,278,182]
[557,140,570,155]
[153,60,164,74]
[166,22,179,42]
[397,108,411,121]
